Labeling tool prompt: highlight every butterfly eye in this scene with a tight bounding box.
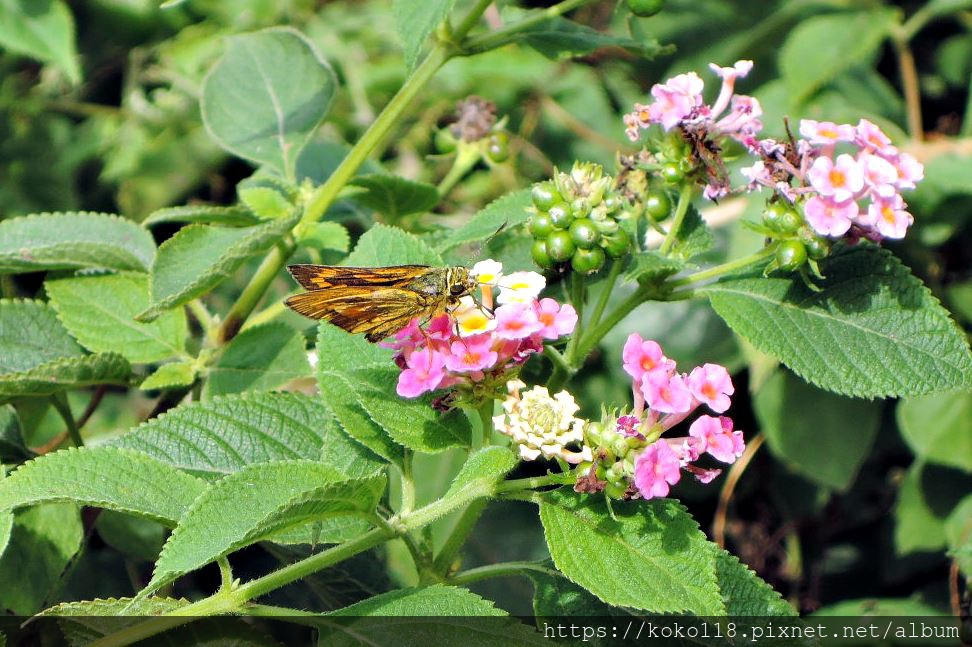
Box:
[450,284,467,296]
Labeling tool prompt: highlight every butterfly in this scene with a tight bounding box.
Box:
[285,264,478,342]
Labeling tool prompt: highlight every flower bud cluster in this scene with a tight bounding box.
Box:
[386,260,576,402]
[493,379,592,464]
[527,162,633,274]
[575,334,744,500]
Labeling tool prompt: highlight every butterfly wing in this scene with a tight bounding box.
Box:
[285,286,442,342]
[287,264,433,290]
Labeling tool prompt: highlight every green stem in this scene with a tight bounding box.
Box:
[50,393,82,447]
[563,271,585,366]
[446,560,560,587]
[460,0,595,55]
[217,557,233,591]
[890,27,924,142]
[543,345,571,376]
[572,283,652,367]
[587,258,623,329]
[432,499,487,576]
[658,184,694,255]
[400,450,416,514]
[666,247,775,290]
[495,472,571,494]
[436,145,481,198]
[218,239,296,343]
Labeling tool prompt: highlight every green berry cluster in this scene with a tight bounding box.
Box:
[527,162,633,274]
[759,201,831,274]
[577,417,651,500]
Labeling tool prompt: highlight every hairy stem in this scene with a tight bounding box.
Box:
[218,238,296,343]
[573,283,652,365]
[447,560,560,586]
[667,247,775,291]
[50,393,82,447]
[659,184,694,255]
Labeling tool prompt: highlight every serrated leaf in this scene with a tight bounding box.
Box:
[316,372,404,467]
[144,462,385,595]
[624,251,684,284]
[0,352,131,401]
[239,186,294,220]
[894,462,972,554]
[140,361,197,390]
[539,489,723,614]
[0,0,80,83]
[508,14,666,61]
[201,27,337,178]
[0,212,155,274]
[531,569,628,618]
[301,221,350,253]
[0,300,82,373]
[436,190,533,252]
[704,246,972,398]
[204,322,311,397]
[754,370,881,490]
[39,596,188,617]
[0,447,207,525]
[714,547,796,616]
[393,0,455,72]
[668,204,714,262]
[344,223,443,267]
[46,273,188,363]
[346,368,471,453]
[0,503,82,614]
[779,10,897,104]
[320,585,549,647]
[347,174,439,220]
[139,210,300,322]
[110,391,383,480]
[897,391,972,472]
[143,204,260,228]
[316,322,395,373]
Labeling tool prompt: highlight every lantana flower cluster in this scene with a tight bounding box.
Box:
[571,334,743,500]
[386,260,577,401]
[623,60,924,243]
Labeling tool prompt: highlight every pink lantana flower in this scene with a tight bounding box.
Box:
[647,72,705,130]
[807,154,865,203]
[799,120,856,146]
[494,302,543,340]
[868,195,914,239]
[641,371,693,414]
[396,348,446,398]
[622,333,674,382]
[803,196,857,237]
[634,440,682,499]
[535,298,577,340]
[689,415,745,463]
[687,363,734,413]
[444,334,498,373]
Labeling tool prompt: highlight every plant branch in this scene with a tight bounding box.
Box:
[667,246,775,291]
[713,433,764,548]
[588,258,623,329]
[890,26,924,141]
[218,238,296,343]
[658,184,694,255]
[460,0,596,55]
[446,560,560,586]
[572,283,652,366]
[50,392,82,447]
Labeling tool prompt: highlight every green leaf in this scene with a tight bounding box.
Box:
[204,322,311,397]
[624,251,684,284]
[110,391,383,480]
[347,174,439,220]
[945,494,972,575]
[0,447,207,525]
[320,585,549,647]
[669,204,714,262]
[95,511,166,562]
[46,273,188,364]
[0,353,131,401]
[301,221,351,253]
[778,10,897,104]
[392,0,456,72]
[0,0,80,83]
[509,15,666,61]
[143,204,260,228]
[897,391,972,472]
[0,212,155,274]
[754,370,881,490]
[0,503,82,614]
[447,446,517,499]
[317,371,404,467]
[316,321,395,373]
[140,361,197,391]
[714,547,796,616]
[344,223,443,267]
[138,211,300,322]
[201,27,336,178]
[539,489,723,614]
[0,405,29,463]
[0,300,82,373]
[813,597,948,616]
[531,569,629,618]
[704,246,972,398]
[144,462,384,594]
[238,186,294,220]
[436,189,533,252]
[894,462,972,554]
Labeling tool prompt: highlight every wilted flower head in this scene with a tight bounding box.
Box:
[494,379,592,464]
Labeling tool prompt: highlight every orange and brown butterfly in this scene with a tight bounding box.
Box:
[285,264,478,342]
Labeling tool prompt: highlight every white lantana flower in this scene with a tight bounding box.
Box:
[470,259,504,285]
[494,379,592,464]
[452,295,496,337]
[496,271,546,305]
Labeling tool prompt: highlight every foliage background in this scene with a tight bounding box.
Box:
[0,0,970,626]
